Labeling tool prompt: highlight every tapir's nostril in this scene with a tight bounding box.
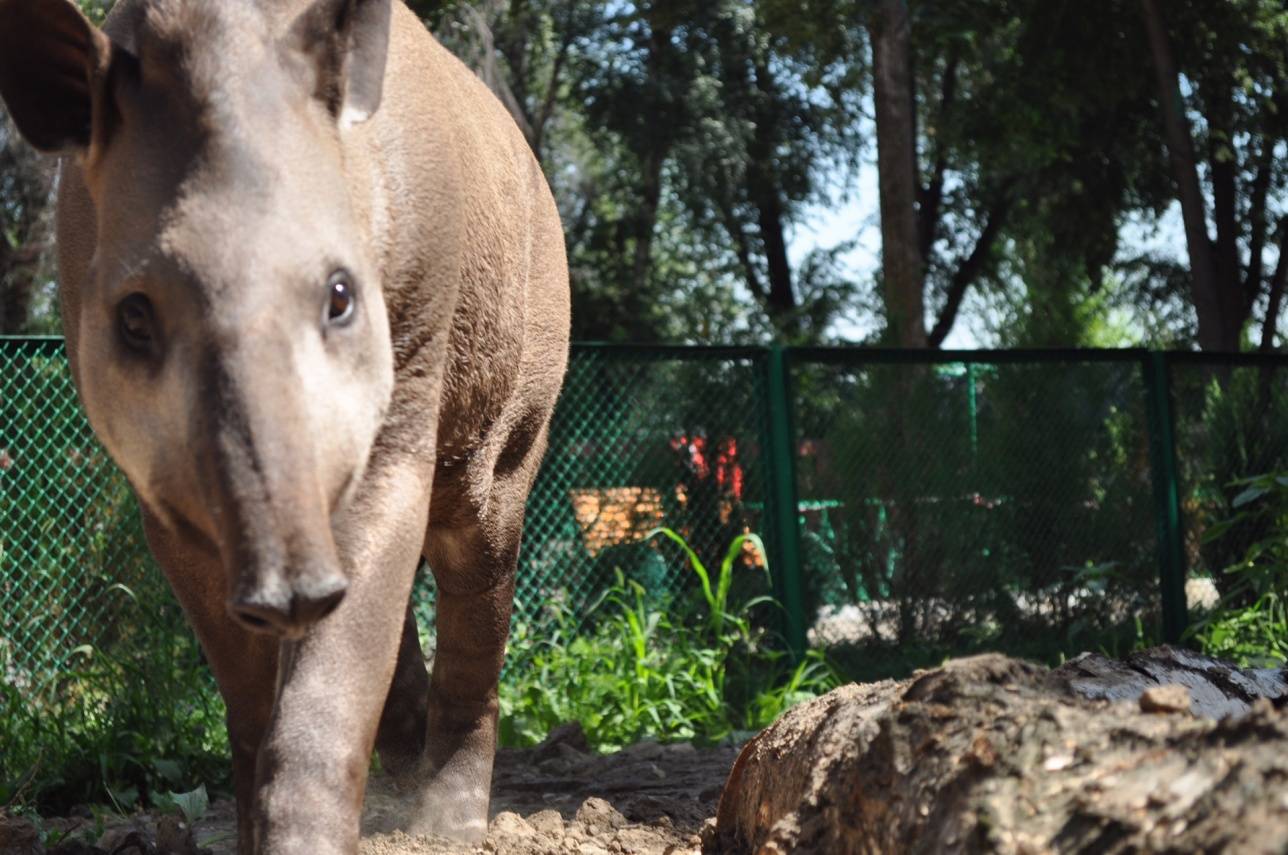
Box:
[237,612,272,632]
[298,584,347,623]
[229,575,348,636]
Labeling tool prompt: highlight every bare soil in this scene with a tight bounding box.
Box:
[5,726,738,855]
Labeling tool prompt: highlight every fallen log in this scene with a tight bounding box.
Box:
[708,650,1288,854]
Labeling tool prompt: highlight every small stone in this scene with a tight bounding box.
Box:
[47,839,104,855]
[699,818,720,851]
[0,816,41,855]
[490,812,535,837]
[155,814,200,854]
[621,741,664,761]
[527,809,565,836]
[576,797,628,833]
[647,763,666,781]
[96,822,153,854]
[964,734,997,769]
[1140,684,1193,715]
[534,722,590,761]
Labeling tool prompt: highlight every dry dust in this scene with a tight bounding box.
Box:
[10,725,739,855]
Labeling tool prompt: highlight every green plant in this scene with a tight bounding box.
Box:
[1188,472,1288,667]
[499,528,838,750]
[0,580,229,814]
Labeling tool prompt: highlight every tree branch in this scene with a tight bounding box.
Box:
[1243,135,1275,316]
[927,198,1009,348]
[917,49,959,261]
[531,24,576,163]
[1260,222,1288,351]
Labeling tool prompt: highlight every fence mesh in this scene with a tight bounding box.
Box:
[790,355,1160,678]
[0,340,154,692]
[3,339,1287,692]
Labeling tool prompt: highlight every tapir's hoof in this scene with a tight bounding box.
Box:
[408,782,490,844]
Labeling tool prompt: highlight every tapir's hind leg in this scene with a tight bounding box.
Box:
[140,509,278,855]
[409,421,549,841]
[375,600,431,779]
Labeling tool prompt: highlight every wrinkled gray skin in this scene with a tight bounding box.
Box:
[0,1,569,852]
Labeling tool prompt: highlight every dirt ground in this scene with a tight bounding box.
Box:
[5,725,739,855]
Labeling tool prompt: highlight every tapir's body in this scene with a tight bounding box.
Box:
[0,0,568,852]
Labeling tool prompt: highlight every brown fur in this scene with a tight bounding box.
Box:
[0,1,569,853]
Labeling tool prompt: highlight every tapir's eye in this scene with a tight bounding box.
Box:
[326,270,356,326]
[117,294,156,353]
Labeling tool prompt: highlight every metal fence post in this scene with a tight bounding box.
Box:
[1143,351,1189,643]
[763,345,807,659]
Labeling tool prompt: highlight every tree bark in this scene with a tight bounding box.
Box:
[870,0,926,348]
[708,649,1288,854]
[1260,227,1288,351]
[1140,0,1232,352]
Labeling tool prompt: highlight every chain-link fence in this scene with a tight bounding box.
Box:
[4,338,1287,690]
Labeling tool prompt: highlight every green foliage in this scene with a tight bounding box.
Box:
[0,583,228,814]
[1190,471,1288,667]
[499,529,838,750]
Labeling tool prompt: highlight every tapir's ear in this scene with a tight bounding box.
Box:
[0,0,116,152]
[292,0,393,127]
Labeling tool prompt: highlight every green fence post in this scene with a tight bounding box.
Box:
[763,345,807,659]
[1143,351,1189,644]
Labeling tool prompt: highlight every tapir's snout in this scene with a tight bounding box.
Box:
[229,560,349,638]
[194,335,371,639]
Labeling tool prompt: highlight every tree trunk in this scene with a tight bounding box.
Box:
[708,649,1288,854]
[869,0,926,348]
[1140,0,1233,352]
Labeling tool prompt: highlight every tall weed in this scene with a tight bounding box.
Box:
[1188,472,1288,667]
[499,528,838,750]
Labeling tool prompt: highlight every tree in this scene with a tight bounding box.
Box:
[0,111,57,334]
[1140,0,1288,352]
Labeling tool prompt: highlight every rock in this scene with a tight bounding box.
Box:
[526,809,565,837]
[489,812,535,837]
[155,815,203,855]
[1053,645,1287,719]
[709,651,1288,854]
[47,840,106,855]
[533,722,589,762]
[1140,683,1194,715]
[575,798,628,834]
[96,823,152,854]
[620,741,664,762]
[0,816,41,855]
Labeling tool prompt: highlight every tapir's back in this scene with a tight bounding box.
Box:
[344,1,570,461]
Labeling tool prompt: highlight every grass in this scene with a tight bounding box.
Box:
[0,581,229,815]
[499,528,839,750]
[1187,472,1288,668]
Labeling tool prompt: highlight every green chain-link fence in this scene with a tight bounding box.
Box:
[4,338,1288,690]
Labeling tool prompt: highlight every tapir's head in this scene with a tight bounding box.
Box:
[0,0,398,637]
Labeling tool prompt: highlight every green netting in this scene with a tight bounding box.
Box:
[1170,359,1288,599]
[0,340,156,693]
[790,355,1161,676]
[4,339,1287,689]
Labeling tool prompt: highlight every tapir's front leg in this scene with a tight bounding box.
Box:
[141,510,278,855]
[253,464,431,855]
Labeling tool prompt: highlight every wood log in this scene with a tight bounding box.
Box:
[708,650,1288,854]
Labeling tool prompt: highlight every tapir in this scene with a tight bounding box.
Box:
[0,0,569,851]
